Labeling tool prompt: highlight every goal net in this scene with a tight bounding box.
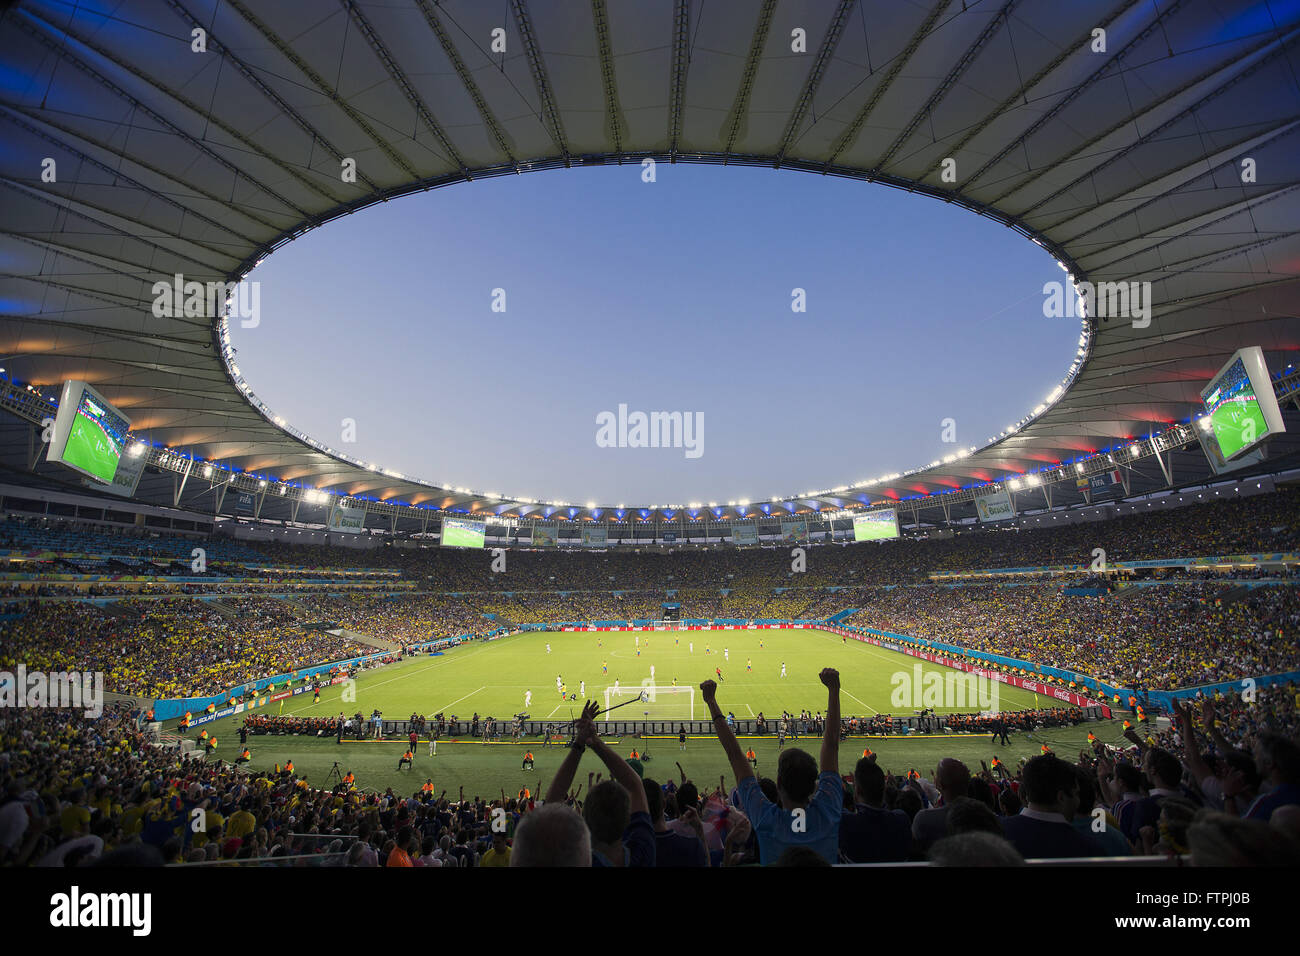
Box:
[602,683,695,720]
[650,620,685,631]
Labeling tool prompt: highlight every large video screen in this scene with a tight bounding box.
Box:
[853,510,899,542]
[1201,347,1285,461]
[47,381,131,484]
[441,517,486,549]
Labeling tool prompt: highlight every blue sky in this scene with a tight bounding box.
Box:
[234,164,1077,504]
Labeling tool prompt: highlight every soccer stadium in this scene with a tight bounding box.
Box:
[0,0,1298,916]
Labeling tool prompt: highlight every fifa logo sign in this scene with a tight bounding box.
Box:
[151,273,261,327]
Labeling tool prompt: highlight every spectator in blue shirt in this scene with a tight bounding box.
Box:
[701,669,843,865]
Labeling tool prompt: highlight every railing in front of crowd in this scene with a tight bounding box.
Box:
[261,707,1107,741]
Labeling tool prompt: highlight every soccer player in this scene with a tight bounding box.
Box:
[614,679,621,694]
[546,643,552,654]
[747,658,752,671]
[525,690,532,709]
[650,665,655,681]
[602,661,608,674]
[724,648,729,662]
[715,666,723,682]
[689,642,694,653]
[780,661,787,678]
[556,674,562,692]
[580,680,585,696]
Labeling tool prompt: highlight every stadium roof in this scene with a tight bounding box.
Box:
[1,0,1298,528]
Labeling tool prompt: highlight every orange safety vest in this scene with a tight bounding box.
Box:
[285,761,294,773]
[421,781,434,792]
[240,749,250,759]
[403,751,413,760]
[343,773,354,785]
[524,753,533,761]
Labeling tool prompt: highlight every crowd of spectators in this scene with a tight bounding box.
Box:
[0,489,1295,704]
[0,600,368,700]
[850,581,1299,689]
[4,675,1296,867]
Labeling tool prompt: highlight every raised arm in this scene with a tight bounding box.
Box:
[1201,699,1239,756]
[701,679,754,784]
[581,706,649,815]
[820,668,841,776]
[544,701,599,804]
[1173,699,1214,785]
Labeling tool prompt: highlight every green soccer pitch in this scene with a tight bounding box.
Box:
[63,417,120,482]
[187,628,1120,796]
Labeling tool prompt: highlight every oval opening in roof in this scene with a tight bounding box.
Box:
[231,164,1080,505]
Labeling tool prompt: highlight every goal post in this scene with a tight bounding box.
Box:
[602,683,695,720]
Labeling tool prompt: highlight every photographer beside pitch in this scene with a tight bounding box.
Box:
[701,668,843,865]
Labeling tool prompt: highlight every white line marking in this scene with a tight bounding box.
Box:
[843,689,879,714]
[432,686,485,713]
